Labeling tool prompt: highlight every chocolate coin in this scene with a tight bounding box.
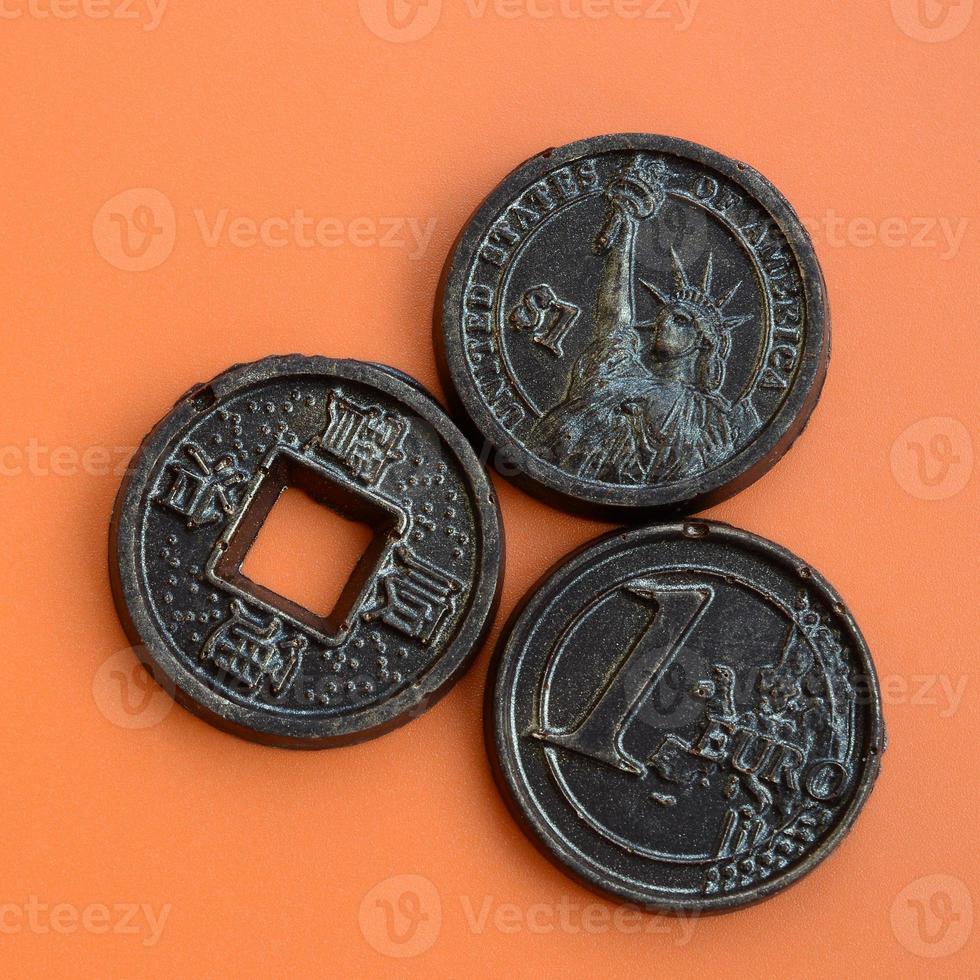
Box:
[110,355,503,747]
[487,520,884,911]
[437,134,829,518]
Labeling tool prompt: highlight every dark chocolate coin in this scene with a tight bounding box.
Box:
[487,521,884,912]
[437,134,829,519]
[110,355,503,748]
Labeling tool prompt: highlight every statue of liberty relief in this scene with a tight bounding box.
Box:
[531,155,761,485]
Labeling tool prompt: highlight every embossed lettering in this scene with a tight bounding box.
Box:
[804,759,848,801]
[201,598,305,695]
[363,546,461,645]
[155,444,247,529]
[467,284,493,310]
[319,391,407,485]
[508,284,581,356]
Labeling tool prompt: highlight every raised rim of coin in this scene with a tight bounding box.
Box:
[486,520,884,912]
[110,355,504,748]
[437,133,830,520]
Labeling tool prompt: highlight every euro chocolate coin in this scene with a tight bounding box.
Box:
[487,520,884,912]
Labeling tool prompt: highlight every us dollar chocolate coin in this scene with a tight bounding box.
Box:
[110,355,503,747]
[437,134,829,519]
[487,521,884,912]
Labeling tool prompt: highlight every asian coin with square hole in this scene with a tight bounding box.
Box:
[109,355,503,747]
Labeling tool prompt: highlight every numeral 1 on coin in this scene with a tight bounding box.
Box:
[534,585,712,775]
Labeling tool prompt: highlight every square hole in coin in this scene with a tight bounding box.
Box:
[210,450,401,641]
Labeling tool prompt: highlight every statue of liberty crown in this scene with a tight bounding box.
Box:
[640,249,752,333]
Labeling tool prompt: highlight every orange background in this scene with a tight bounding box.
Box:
[2,1,977,976]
